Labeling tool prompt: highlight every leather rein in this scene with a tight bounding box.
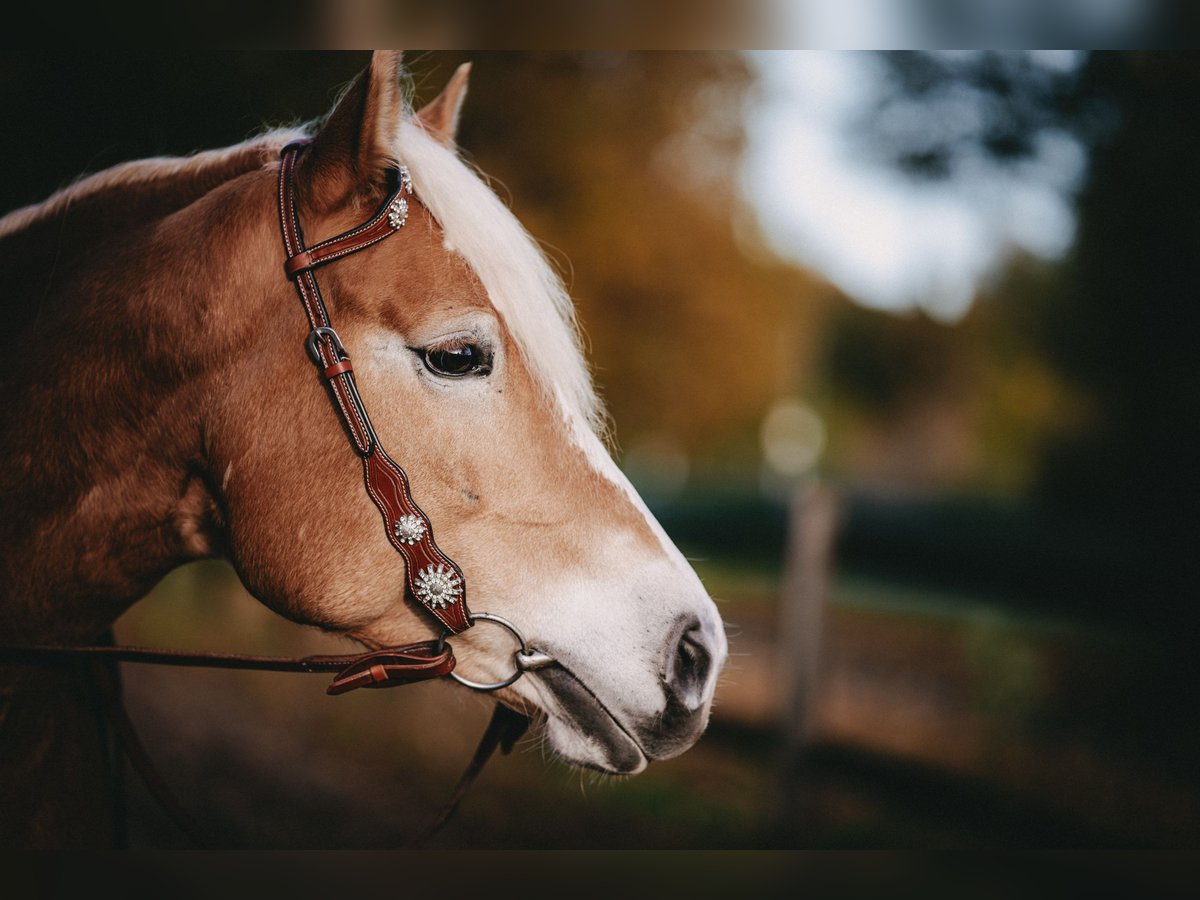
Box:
[0,140,548,845]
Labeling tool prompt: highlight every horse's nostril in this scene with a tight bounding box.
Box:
[664,617,714,712]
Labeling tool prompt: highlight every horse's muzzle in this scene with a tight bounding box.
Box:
[634,611,725,760]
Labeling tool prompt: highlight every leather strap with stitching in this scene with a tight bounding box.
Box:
[278,141,472,635]
[0,641,455,696]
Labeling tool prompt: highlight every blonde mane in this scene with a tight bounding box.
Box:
[395,121,604,439]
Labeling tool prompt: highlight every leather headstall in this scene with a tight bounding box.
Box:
[278,140,473,639]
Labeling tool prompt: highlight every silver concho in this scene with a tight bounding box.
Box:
[387,165,413,229]
[387,196,409,229]
[413,563,463,609]
[392,514,427,545]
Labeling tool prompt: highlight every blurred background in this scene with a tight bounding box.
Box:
[2,50,1198,848]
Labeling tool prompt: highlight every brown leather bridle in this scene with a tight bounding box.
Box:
[279,140,474,639]
[0,141,553,845]
[277,139,553,690]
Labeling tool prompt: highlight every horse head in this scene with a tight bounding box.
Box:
[206,53,726,773]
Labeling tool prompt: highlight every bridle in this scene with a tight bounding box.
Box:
[279,140,475,638]
[276,139,553,688]
[0,140,554,846]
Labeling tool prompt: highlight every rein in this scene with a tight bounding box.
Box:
[0,141,551,846]
[0,636,529,847]
[0,641,455,696]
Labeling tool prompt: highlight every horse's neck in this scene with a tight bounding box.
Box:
[0,171,278,644]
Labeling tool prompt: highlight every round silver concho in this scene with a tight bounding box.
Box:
[392,514,427,545]
[413,563,462,609]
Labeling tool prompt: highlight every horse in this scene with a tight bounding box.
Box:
[0,52,727,848]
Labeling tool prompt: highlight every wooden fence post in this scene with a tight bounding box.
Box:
[766,479,840,843]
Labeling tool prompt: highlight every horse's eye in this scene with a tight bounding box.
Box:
[423,342,490,377]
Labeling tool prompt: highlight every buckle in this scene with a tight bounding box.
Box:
[305,326,348,366]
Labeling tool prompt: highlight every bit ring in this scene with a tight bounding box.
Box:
[438,612,555,692]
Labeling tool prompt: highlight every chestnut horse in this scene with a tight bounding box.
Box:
[0,52,726,847]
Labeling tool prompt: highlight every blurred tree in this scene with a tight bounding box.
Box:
[838,51,1200,624]
[1034,54,1200,618]
[817,268,1081,495]
[863,51,1097,181]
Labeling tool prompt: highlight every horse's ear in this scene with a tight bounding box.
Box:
[416,62,471,147]
[301,51,405,210]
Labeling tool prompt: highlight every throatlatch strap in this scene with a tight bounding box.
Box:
[277,142,472,634]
